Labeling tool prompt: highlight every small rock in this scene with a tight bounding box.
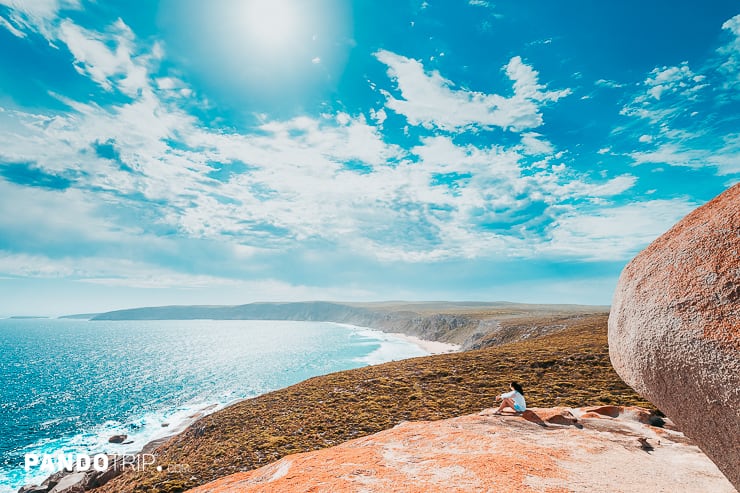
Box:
[18,485,47,493]
[583,405,621,418]
[638,437,654,452]
[40,471,65,488]
[48,472,87,493]
[108,434,127,443]
[546,413,579,427]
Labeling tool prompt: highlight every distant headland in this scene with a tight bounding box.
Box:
[83,301,609,350]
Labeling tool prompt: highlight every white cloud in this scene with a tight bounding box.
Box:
[156,77,183,90]
[0,14,25,37]
[595,78,624,88]
[0,86,640,266]
[643,62,707,100]
[375,50,570,132]
[0,13,652,280]
[617,36,740,177]
[0,252,76,278]
[631,138,740,176]
[520,132,554,155]
[120,278,378,301]
[551,163,566,172]
[722,14,740,41]
[543,198,697,260]
[0,180,130,246]
[0,250,244,288]
[0,4,160,97]
[58,18,152,95]
[369,108,387,125]
[621,62,707,124]
[0,0,80,38]
[719,14,740,85]
[533,172,636,202]
[505,56,570,103]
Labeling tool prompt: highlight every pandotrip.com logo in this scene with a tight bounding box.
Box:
[25,452,156,473]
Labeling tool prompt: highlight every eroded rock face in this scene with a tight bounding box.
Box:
[609,183,740,488]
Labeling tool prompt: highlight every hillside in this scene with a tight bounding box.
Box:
[90,301,608,349]
[95,313,653,493]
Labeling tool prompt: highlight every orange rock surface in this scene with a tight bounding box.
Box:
[186,407,735,493]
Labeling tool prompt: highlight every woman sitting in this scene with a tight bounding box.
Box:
[493,381,526,415]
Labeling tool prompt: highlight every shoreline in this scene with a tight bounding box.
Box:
[125,328,450,452]
[136,329,459,454]
[330,322,462,356]
[139,402,221,454]
[12,323,457,493]
[385,332,461,355]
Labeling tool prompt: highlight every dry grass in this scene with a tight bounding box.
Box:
[97,313,650,492]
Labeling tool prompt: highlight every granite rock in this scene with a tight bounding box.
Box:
[609,183,740,488]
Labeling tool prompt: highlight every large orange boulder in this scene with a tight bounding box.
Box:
[609,183,740,488]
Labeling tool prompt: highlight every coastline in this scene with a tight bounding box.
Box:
[331,322,462,356]
[11,322,457,493]
[142,330,459,458]
[386,332,461,355]
[139,403,220,454]
[141,330,459,452]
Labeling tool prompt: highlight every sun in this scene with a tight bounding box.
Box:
[171,0,352,103]
[240,0,302,52]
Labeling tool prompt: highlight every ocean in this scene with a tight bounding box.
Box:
[0,318,428,491]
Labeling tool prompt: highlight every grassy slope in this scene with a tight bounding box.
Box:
[99,313,651,492]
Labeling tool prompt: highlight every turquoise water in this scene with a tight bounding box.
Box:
[0,319,427,491]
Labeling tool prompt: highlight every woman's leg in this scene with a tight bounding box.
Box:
[495,397,515,413]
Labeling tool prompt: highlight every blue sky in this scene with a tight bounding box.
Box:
[0,0,738,316]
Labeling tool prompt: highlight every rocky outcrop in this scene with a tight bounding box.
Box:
[185,406,734,493]
[609,183,740,488]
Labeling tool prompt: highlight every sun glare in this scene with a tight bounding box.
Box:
[241,0,301,51]
[175,0,352,101]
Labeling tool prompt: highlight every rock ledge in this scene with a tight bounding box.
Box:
[186,406,735,493]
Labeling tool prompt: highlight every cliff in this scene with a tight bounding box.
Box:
[91,301,607,349]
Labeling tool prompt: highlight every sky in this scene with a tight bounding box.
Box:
[0,0,738,316]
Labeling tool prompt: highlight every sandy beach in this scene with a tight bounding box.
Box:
[387,332,461,354]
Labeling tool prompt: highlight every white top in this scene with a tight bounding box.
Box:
[500,390,526,411]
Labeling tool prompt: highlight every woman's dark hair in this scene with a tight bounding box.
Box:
[511,381,524,395]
